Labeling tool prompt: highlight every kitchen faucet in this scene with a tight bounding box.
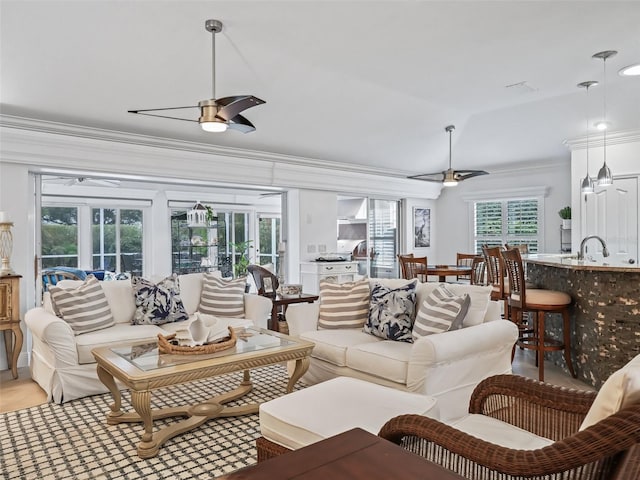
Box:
[578,235,610,260]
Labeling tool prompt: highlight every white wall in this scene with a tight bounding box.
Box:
[435,159,572,264]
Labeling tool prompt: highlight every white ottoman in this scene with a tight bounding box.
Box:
[258,376,439,456]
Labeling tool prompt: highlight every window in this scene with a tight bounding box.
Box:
[92,208,143,276]
[257,216,281,268]
[474,198,540,253]
[41,207,79,268]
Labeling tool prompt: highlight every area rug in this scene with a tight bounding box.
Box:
[0,364,300,479]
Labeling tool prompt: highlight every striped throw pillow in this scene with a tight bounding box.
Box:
[318,279,370,329]
[412,284,470,340]
[198,274,246,318]
[49,275,115,335]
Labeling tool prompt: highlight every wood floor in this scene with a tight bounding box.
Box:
[0,349,595,414]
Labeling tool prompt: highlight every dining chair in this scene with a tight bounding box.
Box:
[501,247,575,381]
[397,253,414,279]
[402,256,428,282]
[482,245,509,316]
[469,256,486,285]
[455,253,476,282]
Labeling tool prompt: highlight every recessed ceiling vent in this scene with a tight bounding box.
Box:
[504,81,537,94]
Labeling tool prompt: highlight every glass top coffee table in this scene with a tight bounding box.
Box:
[92,326,314,458]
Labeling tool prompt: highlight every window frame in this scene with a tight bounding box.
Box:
[463,187,547,254]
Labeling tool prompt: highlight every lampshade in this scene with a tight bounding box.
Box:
[592,50,617,187]
[577,80,597,195]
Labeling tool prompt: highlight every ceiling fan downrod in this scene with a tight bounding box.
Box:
[205,19,223,100]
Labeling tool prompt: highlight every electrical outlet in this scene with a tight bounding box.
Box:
[307,244,317,253]
[318,244,327,253]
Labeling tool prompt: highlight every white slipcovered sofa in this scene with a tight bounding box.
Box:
[24,272,272,403]
[286,279,519,421]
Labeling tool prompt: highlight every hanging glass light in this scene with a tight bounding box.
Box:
[592,50,617,186]
[577,81,598,194]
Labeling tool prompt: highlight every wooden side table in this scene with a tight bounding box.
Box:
[0,274,23,379]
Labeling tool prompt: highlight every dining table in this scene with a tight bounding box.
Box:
[425,264,472,282]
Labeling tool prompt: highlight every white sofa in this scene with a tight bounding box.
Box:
[286,279,519,421]
[24,272,272,403]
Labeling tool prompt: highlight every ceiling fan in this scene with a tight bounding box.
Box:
[128,19,265,134]
[43,176,121,187]
[408,125,488,187]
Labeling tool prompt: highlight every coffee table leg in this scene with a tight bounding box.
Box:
[131,390,158,459]
[97,364,124,422]
[287,357,310,393]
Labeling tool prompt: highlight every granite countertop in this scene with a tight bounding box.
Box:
[523,254,640,272]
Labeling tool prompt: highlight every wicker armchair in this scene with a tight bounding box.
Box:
[379,374,640,480]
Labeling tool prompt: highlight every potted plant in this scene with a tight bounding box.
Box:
[230,240,253,278]
[558,206,571,229]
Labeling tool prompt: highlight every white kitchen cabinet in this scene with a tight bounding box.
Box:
[300,261,359,294]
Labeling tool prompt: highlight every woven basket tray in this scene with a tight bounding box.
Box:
[157,326,237,355]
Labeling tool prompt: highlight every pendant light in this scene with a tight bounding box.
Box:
[593,50,617,186]
[578,81,598,194]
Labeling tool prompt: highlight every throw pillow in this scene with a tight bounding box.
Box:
[198,274,246,318]
[318,279,370,329]
[363,280,417,342]
[131,274,189,325]
[49,275,115,335]
[412,284,470,341]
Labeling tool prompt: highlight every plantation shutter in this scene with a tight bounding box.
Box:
[474,198,540,253]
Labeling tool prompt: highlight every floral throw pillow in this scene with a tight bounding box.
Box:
[131,274,189,325]
[363,280,417,342]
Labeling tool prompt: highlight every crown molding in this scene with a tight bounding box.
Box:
[461,186,549,202]
[0,114,442,199]
[0,114,415,178]
[563,128,640,150]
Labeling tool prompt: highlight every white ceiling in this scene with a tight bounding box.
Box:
[2,1,640,178]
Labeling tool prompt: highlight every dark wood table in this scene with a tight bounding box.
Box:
[268,293,319,331]
[217,428,465,479]
[426,265,472,282]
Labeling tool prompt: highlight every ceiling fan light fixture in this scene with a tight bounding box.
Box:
[199,100,228,132]
[442,170,458,187]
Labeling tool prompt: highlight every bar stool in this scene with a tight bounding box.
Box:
[501,247,576,382]
[482,246,509,316]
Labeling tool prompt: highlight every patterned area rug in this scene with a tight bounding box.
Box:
[0,364,299,479]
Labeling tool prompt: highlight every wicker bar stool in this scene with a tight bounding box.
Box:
[501,247,576,382]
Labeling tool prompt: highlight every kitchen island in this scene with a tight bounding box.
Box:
[523,254,640,389]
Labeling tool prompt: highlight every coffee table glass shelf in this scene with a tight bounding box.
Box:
[92,327,314,458]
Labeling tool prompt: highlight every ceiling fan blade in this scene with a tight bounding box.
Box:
[226,114,256,134]
[453,170,489,181]
[215,95,266,122]
[407,171,446,182]
[128,106,200,123]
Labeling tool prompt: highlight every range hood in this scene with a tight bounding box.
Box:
[337,198,367,221]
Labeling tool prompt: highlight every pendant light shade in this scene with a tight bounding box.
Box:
[578,81,598,194]
[593,50,617,187]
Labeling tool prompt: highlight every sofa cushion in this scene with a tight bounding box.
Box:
[49,275,116,335]
[177,272,209,315]
[198,274,246,318]
[98,279,137,324]
[415,283,492,327]
[364,280,416,342]
[131,274,189,325]
[75,323,165,364]
[579,354,640,431]
[301,329,381,366]
[346,340,411,384]
[449,414,553,450]
[318,279,370,329]
[260,377,438,451]
[413,284,470,340]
